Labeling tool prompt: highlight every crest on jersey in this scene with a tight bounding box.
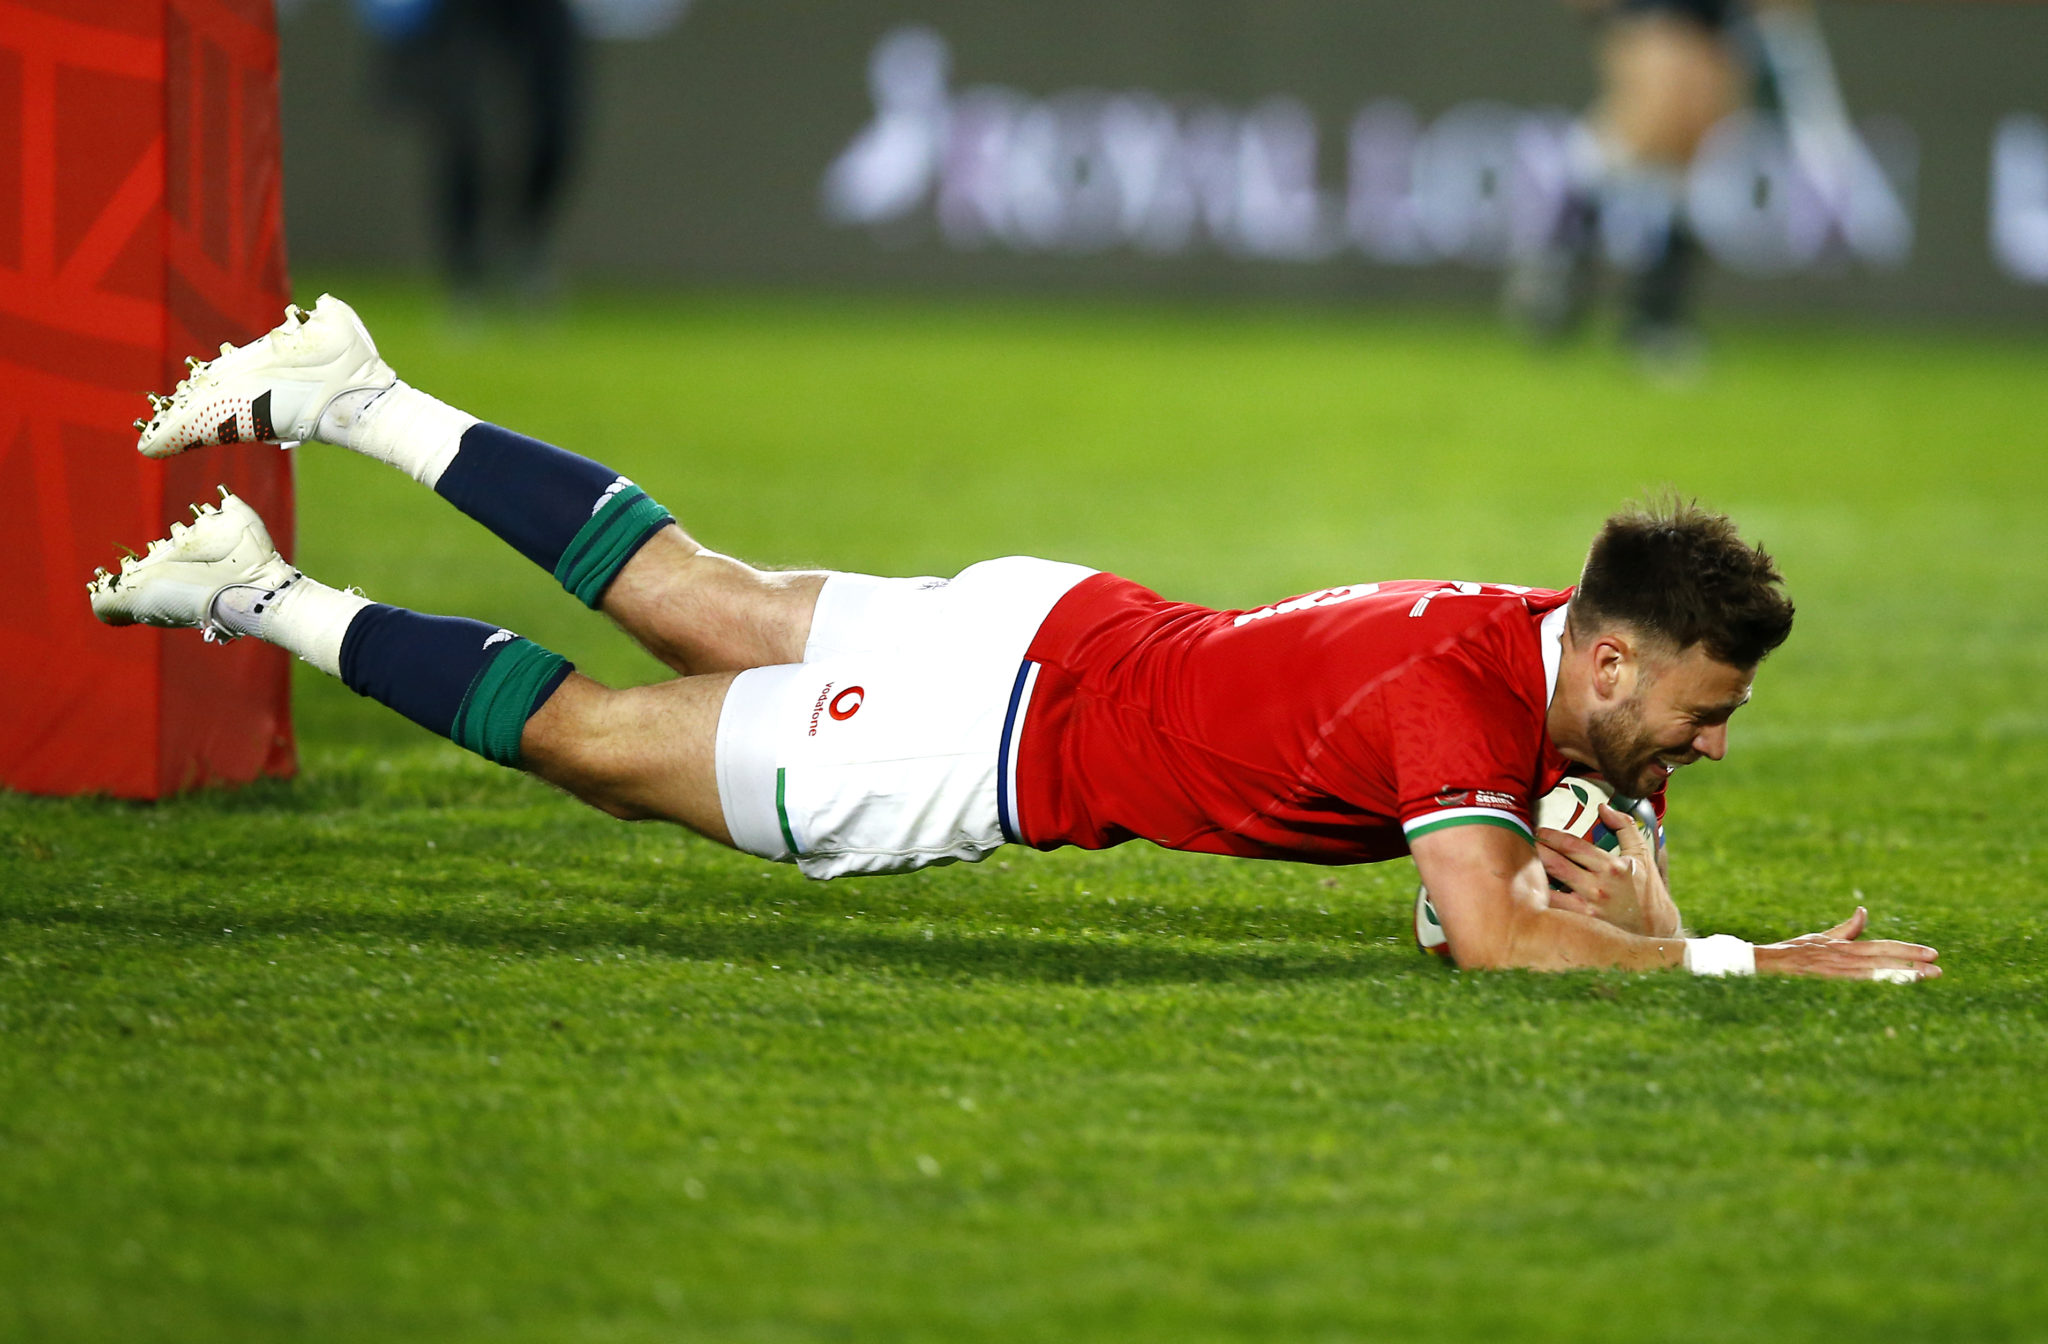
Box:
[1433,787,1520,811]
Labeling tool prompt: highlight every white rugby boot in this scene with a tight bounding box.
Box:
[87,488,299,643]
[134,294,395,458]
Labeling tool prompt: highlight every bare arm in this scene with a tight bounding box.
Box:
[1413,823,1685,971]
[1410,823,1941,979]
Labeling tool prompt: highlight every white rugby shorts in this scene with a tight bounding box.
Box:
[713,557,1095,879]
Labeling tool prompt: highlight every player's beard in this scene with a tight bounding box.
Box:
[1585,693,1665,799]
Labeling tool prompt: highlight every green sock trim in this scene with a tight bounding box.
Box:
[451,639,574,767]
[554,486,674,608]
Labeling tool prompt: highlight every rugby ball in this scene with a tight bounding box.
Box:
[1552,777,1663,867]
[1539,774,1618,840]
[1413,776,1662,958]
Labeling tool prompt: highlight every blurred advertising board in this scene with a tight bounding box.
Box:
[282,0,2048,321]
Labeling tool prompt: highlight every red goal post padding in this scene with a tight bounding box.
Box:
[0,0,295,799]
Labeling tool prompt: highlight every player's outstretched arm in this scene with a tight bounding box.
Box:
[1411,824,1940,980]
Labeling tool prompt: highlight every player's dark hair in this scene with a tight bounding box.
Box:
[1571,497,1795,668]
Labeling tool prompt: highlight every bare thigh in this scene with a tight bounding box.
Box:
[1598,13,1740,166]
[599,525,829,677]
[518,669,738,845]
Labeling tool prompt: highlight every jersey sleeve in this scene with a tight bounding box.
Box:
[1379,650,1543,846]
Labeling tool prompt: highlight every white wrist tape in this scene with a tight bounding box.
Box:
[1683,934,1756,977]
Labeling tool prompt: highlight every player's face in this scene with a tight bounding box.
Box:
[1586,645,1754,798]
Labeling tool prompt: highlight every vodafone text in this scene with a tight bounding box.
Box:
[809,683,867,736]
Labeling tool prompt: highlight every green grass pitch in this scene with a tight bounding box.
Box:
[4,285,2045,1342]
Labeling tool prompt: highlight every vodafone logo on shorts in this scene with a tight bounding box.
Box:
[808,682,867,736]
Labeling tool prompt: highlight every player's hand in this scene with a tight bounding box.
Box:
[1536,804,1673,936]
[1753,907,1942,982]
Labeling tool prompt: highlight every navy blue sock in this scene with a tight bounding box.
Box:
[434,424,676,608]
[338,604,574,767]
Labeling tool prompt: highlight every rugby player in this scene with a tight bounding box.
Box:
[1524,0,1745,358]
[1506,0,1877,368]
[91,296,1939,983]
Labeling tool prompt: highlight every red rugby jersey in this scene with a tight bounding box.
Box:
[1009,573,1625,863]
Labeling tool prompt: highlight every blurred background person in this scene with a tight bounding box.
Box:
[357,0,587,308]
[1505,0,1883,371]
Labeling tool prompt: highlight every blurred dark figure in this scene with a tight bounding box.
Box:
[360,0,586,305]
[1505,0,1864,374]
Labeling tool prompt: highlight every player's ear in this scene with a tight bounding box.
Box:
[1590,632,1638,704]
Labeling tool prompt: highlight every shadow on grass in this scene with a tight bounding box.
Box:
[4,752,1431,987]
[7,892,1408,988]
[0,760,536,818]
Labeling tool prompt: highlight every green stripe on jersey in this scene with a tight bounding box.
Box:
[774,767,800,857]
[1404,813,1533,842]
[554,486,674,608]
